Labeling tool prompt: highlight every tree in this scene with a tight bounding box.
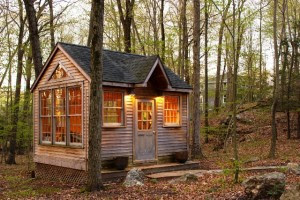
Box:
[269,0,280,158]
[182,0,189,83]
[191,0,203,159]
[204,0,209,143]
[48,0,55,49]
[86,0,105,191]
[6,0,25,165]
[116,0,135,53]
[23,0,43,77]
[214,0,232,111]
[160,0,165,61]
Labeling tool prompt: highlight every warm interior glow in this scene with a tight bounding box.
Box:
[155,96,164,103]
[164,96,180,125]
[103,91,123,125]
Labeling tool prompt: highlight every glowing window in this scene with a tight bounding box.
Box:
[164,96,180,126]
[103,91,123,126]
[51,64,67,80]
[137,102,153,130]
[40,90,52,143]
[68,87,82,144]
[54,88,66,144]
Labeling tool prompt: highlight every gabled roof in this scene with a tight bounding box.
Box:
[31,42,192,91]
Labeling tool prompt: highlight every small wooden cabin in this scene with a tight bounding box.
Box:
[31,42,192,181]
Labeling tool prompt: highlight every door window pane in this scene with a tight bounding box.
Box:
[137,102,153,130]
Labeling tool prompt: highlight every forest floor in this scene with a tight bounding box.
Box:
[1,106,300,199]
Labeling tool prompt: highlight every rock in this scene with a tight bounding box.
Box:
[287,163,300,175]
[280,184,300,200]
[245,157,260,164]
[169,173,198,184]
[242,172,285,200]
[123,168,145,187]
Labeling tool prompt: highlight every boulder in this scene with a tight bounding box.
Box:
[280,184,300,200]
[169,173,198,184]
[123,168,145,187]
[287,163,300,175]
[242,172,285,200]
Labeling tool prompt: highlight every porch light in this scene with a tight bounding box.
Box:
[128,89,135,97]
[155,96,164,102]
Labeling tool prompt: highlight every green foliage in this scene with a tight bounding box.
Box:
[0,90,33,157]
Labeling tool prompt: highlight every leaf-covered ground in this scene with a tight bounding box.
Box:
[1,106,300,199]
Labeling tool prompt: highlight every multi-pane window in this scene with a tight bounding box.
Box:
[54,88,66,144]
[68,87,82,144]
[137,102,153,130]
[40,90,52,143]
[51,65,67,80]
[103,91,123,126]
[164,96,180,126]
[39,86,82,146]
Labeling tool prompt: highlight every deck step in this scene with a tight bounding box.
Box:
[102,161,200,182]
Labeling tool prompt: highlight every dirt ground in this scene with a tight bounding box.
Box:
[1,107,300,199]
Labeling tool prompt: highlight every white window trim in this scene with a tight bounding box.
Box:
[102,91,125,128]
[163,95,182,127]
[39,85,83,147]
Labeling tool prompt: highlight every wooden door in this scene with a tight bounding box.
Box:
[135,99,156,161]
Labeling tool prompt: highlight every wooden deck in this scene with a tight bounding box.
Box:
[102,161,200,182]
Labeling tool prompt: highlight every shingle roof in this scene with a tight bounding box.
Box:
[59,42,192,89]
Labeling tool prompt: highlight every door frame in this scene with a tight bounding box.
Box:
[133,98,157,162]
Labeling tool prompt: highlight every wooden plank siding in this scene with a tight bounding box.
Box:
[33,48,189,171]
[157,93,188,157]
[101,93,134,160]
[33,49,89,170]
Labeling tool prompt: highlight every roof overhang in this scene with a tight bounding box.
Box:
[134,57,171,88]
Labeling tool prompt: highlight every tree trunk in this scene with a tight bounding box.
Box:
[232,0,239,184]
[116,0,135,53]
[48,0,55,49]
[214,0,232,111]
[23,0,43,77]
[191,0,204,159]
[7,0,25,165]
[269,0,280,158]
[182,0,189,83]
[204,0,209,143]
[86,0,105,191]
[178,0,182,77]
[259,0,263,99]
[160,0,165,62]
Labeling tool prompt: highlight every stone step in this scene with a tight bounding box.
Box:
[102,161,200,182]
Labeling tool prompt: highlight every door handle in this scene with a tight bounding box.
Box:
[153,131,156,134]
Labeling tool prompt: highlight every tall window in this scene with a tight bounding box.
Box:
[54,88,66,144]
[68,87,82,144]
[40,90,52,143]
[164,96,180,126]
[103,91,124,126]
[39,86,82,146]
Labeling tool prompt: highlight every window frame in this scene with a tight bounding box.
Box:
[39,84,83,147]
[102,91,125,128]
[163,95,182,127]
[53,87,67,145]
[39,90,53,144]
[67,86,83,146]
